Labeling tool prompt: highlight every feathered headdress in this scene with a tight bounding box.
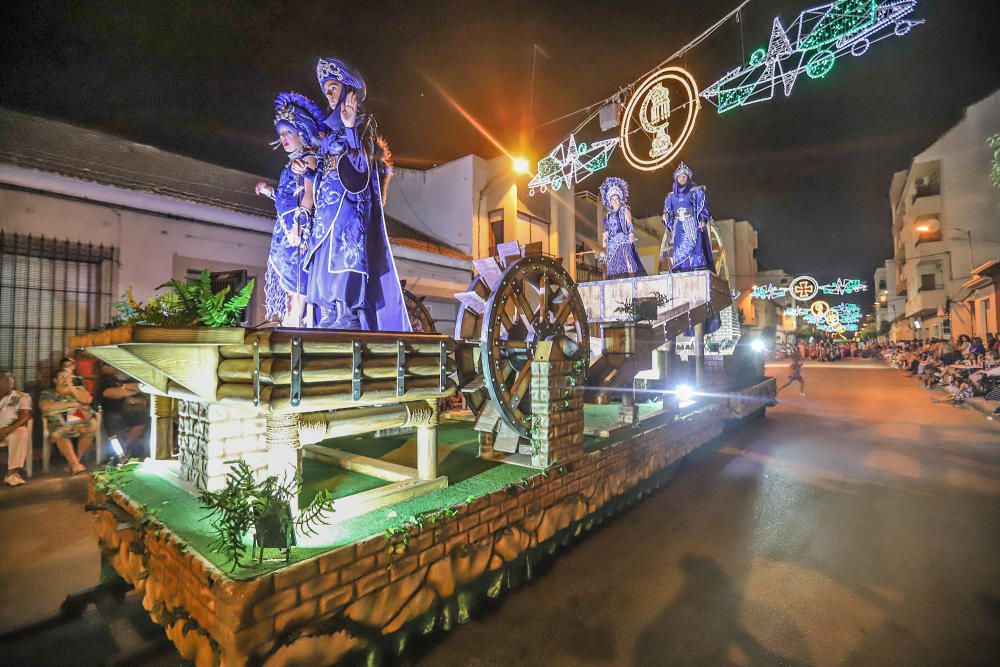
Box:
[600,176,629,209]
[674,162,693,180]
[316,57,367,101]
[273,92,326,148]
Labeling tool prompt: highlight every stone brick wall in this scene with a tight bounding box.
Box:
[529,355,584,467]
[90,392,751,666]
[176,400,269,491]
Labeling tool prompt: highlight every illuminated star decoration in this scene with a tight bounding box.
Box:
[528,134,620,196]
[820,278,869,295]
[701,0,925,114]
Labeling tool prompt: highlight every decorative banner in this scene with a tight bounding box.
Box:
[701,1,924,114]
[789,275,821,302]
[820,278,868,295]
[620,66,701,172]
[785,306,811,317]
[528,133,620,196]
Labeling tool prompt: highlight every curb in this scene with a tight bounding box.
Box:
[890,364,1000,420]
[0,471,90,510]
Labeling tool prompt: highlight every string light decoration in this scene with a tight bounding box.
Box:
[527,133,620,196]
[785,306,811,317]
[701,0,924,114]
[810,300,831,317]
[620,66,701,172]
[751,284,788,300]
[820,278,868,295]
[789,275,821,302]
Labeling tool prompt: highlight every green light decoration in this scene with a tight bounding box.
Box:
[528,133,619,196]
[702,1,924,113]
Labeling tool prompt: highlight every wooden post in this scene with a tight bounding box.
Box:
[694,322,705,388]
[411,400,439,481]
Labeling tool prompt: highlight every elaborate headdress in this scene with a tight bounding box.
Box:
[674,162,693,180]
[599,176,629,209]
[272,92,325,148]
[316,57,367,101]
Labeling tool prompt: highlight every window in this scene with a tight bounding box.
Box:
[920,273,938,291]
[487,209,504,256]
[516,211,550,253]
[0,232,117,395]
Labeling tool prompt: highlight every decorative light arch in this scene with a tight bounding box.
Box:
[620,66,701,172]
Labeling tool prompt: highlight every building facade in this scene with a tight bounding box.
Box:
[887,90,1000,341]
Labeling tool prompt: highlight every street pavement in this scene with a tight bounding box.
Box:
[1,359,998,666]
[411,359,1000,667]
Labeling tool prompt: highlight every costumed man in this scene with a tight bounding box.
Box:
[662,162,720,332]
[255,92,324,327]
[599,177,646,278]
[305,57,410,331]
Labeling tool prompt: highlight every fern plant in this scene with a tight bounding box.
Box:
[198,461,336,569]
[115,270,254,328]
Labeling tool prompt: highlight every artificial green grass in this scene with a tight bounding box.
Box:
[100,408,689,580]
[99,423,536,579]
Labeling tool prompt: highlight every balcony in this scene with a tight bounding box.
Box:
[905,195,942,224]
[907,288,946,316]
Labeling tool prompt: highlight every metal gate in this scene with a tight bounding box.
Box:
[0,231,117,394]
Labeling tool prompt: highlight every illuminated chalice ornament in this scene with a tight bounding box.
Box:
[621,66,701,172]
[810,300,830,317]
[641,83,673,158]
[825,310,841,327]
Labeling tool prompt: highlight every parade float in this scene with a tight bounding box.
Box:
[74,243,773,666]
[71,1,924,663]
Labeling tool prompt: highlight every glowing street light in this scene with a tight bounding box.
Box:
[915,224,931,233]
[512,156,530,174]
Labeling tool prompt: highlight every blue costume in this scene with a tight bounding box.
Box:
[663,162,714,273]
[663,163,720,333]
[305,58,410,331]
[264,92,325,322]
[599,177,646,278]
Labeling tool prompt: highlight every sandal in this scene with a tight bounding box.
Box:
[71,464,87,475]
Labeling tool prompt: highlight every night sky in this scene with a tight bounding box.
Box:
[2,0,999,295]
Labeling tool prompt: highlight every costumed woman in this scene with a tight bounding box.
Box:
[305,57,410,331]
[255,92,324,327]
[662,162,720,333]
[599,177,646,278]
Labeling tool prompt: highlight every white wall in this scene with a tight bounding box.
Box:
[385,157,475,257]
[0,183,271,323]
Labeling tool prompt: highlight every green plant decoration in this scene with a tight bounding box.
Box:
[989,134,1000,207]
[116,270,254,328]
[198,461,335,569]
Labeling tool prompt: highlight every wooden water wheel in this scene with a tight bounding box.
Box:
[401,283,436,333]
[455,250,588,449]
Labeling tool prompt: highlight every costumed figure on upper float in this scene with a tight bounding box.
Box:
[662,162,720,332]
[304,57,410,331]
[255,92,324,327]
[599,177,646,278]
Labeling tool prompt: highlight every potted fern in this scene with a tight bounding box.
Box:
[116,269,255,328]
[199,461,336,568]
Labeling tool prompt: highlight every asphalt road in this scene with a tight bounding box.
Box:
[1,360,998,666]
[411,360,1000,667]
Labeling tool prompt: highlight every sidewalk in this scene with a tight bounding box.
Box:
[886,360,1000,420]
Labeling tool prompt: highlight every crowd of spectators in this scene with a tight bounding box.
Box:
[885,335,1000,411]
[1,353,149,488]
[776,340,885,362]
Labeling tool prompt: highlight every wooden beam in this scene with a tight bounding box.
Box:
[126,344,221,403]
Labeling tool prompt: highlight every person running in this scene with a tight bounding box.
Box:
[778,355,806,396]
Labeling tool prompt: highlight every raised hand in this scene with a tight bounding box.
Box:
[341,91,358,128]
[255,181,274,197]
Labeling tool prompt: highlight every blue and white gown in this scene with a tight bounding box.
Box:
[264,149,314,321]
[304,117,410,331]
[604,205,646,278]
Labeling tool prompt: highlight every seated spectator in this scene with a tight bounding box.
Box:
[0,370,32,487]
[39,368,97,474]
[100,365,148,459]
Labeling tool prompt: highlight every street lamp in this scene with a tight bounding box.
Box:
[512,156,530,175]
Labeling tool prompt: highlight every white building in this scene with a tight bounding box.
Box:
[887,89,1000,341]
[0,108,470,389]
